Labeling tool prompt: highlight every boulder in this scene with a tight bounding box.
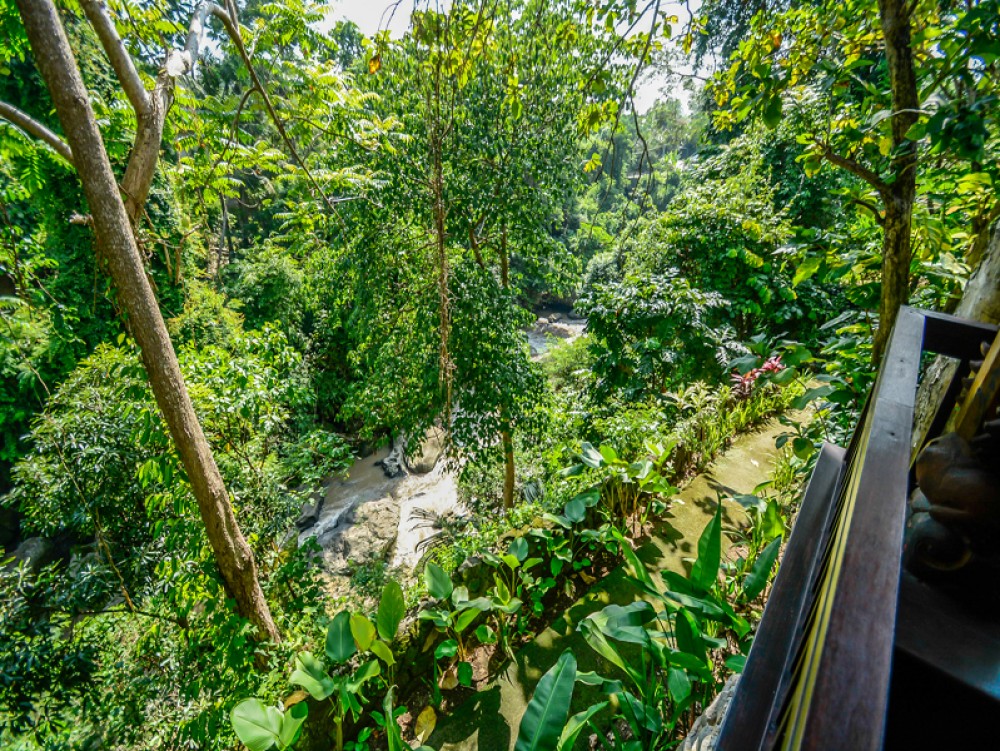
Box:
[295,490,325,530]
[321,495,400,574]
[407,426,446,474]
[9,536,57,573]
[678,674,740,751]
[377,433,408,478]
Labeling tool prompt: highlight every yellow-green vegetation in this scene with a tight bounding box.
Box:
[2,0,997,748]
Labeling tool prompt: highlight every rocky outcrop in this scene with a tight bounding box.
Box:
[320,495,400,575]
[407,426,446,474]
[377,433,408,478]
[678,674,740,751]
[8,536,57,573]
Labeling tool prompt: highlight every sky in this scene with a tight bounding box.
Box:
[324,0,702,113]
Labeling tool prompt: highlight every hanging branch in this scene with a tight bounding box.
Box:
[0,101,75,165]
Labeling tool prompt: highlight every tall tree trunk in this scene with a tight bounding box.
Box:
[15,0,280,642]
[873,0,919,363]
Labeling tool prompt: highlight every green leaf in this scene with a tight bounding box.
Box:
[557,701,608,751]
[792,256,822,287]
[689,501,723,592]
[425,562,454,600]
[290,652,336,700]
[377,579,406,641]
[346,659,381,693]
[351,614,377,652]
[455,605,483,633]
[326,611,357,663]
[667,666,692,702]
[457,660,473,687]
[762,94,782,128]
[725,654,747,673]
[435,639,458,660]
[515,650,578,751]
[370,639,395,666]
[744,537,782,601]
[674,609,706,664]
[791,384,835,410]
[475,623,497,644]
[231,698,283,751]
[277,702,308,749]
[509,536,529,562]
[579,442,603,468]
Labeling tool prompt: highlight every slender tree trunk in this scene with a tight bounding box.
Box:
[16,0,280,642]
[873,0,919,363]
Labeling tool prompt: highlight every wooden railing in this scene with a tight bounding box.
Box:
[716,307,998,751]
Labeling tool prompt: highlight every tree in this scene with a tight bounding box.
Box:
[8,0,279,640]
[713,0,996,362]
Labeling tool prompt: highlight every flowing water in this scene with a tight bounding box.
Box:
[296,310,586,595]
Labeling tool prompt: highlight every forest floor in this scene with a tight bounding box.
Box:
[424,414,794,750]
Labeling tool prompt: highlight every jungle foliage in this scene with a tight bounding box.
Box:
[1,0,998,748]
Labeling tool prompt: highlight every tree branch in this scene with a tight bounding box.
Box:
[815,140,891,198]
[851,197,886,226]
[205,3,343,217]
[78,0,150,117]
[0,100,75,166]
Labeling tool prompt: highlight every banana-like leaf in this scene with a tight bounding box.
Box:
[326,611,357,663]
[377,579,406,641]
[690,501,723,592]
[743,536,782,601]
[350,614,376,652]
[557,701,608,751]
[289,652,336,701]
[515,650,578,751]
[425,562,453,600]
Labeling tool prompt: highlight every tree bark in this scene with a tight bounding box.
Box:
[15,0,280,642]
[872,0,919,363]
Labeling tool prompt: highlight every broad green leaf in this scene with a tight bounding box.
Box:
[689,501,723,592]
[457,660,473,687]
[351,614,376,652]
[792,256,822,287]
[277,702,308,749]
[509,536,529,561]
[743,537,782,601]
[667,666,692,702]
[425,562,453,600]
[557,701,608,751]
[231,698,283,751]
[346,659,381,693]
[290,652,336,701]
[725,654,747,673]
[370,639,395,666]
[455,606,482,634]
[579,442,603,468]
[515,650,577,751]
[761,500,785,540]
[377,579,406,641]
[674,609,706,664]
[435,639,458,659]
[326,611,356,663]
[791,384,835,410]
